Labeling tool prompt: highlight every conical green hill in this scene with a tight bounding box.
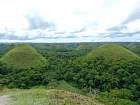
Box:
[1,44,46,69]
[83,44,140,62]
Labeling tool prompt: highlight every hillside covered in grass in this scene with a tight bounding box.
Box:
[84,44,139,62]
[0,44,46,69]
[0,88,103,105]
[66,44,140,105]
[0,43,139,105]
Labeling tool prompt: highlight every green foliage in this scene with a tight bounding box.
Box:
[110,88,133,99]
[96,91,138,105]
[0,43,140,105]
[65,44,140,104]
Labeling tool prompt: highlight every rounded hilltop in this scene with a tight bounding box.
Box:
[82,44,140,62]
[0,44,46,69]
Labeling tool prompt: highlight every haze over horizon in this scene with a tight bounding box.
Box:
[0,0,140,42]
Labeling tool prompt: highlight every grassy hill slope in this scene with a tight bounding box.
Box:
[1,89,102,105]
[84,44,139,62]
[0,44,46,69]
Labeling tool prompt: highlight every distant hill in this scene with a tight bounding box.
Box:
[82,44,140,63]
[125,43,140,56]
[0,44,46,69]
[76,43,94,50]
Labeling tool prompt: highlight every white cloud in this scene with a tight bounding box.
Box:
[123,19,140,32]
[0,0,139,42]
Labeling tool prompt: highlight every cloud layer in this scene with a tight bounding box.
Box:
[0,0,139,42]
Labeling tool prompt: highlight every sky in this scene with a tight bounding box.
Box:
[0,0,140,42]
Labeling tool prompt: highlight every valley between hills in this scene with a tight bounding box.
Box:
[0,42,139,105]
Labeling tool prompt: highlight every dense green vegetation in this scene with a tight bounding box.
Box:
[0,42,140,105]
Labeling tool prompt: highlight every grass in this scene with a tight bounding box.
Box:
[46,80,84,95]
[85,44,140,62]
[0,81,103,105]
[1,44,46,69]
[0,89,103,105]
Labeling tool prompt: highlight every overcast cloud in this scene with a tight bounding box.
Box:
[0,0,139,42]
